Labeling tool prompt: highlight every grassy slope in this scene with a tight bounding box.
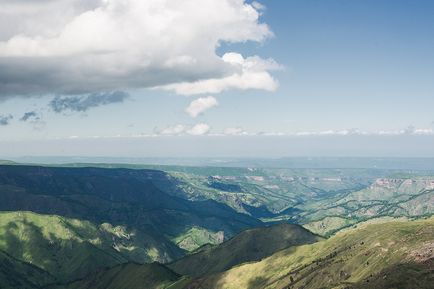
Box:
[4,163,433,240]
[0,165,262,262]
[0,211,130,282]
[168,223,321,278]
[301,179,434,236]
[0,250,55,289]
[162,167,434,237]
[50,263,190,289]
[188,217,434,289]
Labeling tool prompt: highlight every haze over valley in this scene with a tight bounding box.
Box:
[1,0,434,288]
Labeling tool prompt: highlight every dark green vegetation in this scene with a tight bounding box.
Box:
[168,223,321,277]
[187,217,434,289]
[150,166,434,236]
[49,263,189,289]
[0,211,132,282]
[0,162,433,288]
[50,217,434,289]
[30,161,434,236]
[0,250,55,289]
[0,165,260,282]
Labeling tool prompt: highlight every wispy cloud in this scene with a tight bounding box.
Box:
[50,91,129,113]
[33,125,434,141]
[20,111,41,122]
[155,123,211,136]
[224,127,248,136]
[0,114,12,126]
[187,123,211,135]
[161,53,280,95]
[185,96,218,117]
[158,124,186,136]
[19,110,45,130]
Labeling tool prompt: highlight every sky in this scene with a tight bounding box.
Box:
[1,0,434,158]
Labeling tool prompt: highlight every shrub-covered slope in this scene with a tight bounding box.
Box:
[0,250,54,289]
[187,217,434,289]
[0,165,262,264]
[0,211,135,282]
[49,263,189,289]
[169,223,321,277]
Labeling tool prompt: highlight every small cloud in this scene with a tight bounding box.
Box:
[251,1,266,11]
[224,127,248,135]
[19,110,45,130]
[258,131,286,136]
[50,91,129,113]
[158,124,186,135]
[20,111,41,122]
[0,114,13,126]
[412,128,434,135]
[185,96,218,117]
[155,123,211,136]
[187,123,210,135]
[404,125,415,135]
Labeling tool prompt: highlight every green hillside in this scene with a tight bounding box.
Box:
[301,185,434,236]
[0,165,262,263]
[1,164,433,288]
[111,164,434,237]
[50,263,189,289]
[0,211,130,282]
[168,223,321,277]
[4,163,433,240]
[189,217,434,289]
[0,250,54,289]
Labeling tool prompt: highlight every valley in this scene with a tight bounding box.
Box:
[0,161,433,288]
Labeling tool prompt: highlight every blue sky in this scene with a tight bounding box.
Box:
[1,0,434,157]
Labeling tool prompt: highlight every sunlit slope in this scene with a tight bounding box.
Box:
[189,217,434,289]
[302,178,434,236]
[0,211,134,282]
[0,250,54,289]
[0,165,262,260]
[50,263,189,289]
[169,223,321,278]
[6,163,433,240]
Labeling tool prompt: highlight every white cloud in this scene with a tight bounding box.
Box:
[185,96,218,117]
[413,128,434,135]
[251,1,266,11]
[224,127,248,135]
[153,126,434,137]
[158,124,186,135]
[186,123,210,135]
[155,123,210,136]
[0,0,275,97]
[292,127,434,137]
[161,52,280,95]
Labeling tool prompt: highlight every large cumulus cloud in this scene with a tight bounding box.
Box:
[0,0,277,98]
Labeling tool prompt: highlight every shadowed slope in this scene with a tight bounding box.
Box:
[49,263,189,289]
[351,260,434,289]
[169,223,321,277]
[0,165,262,264]
[0,250,54,289]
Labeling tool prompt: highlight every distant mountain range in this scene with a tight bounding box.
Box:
[5,156,434,170]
